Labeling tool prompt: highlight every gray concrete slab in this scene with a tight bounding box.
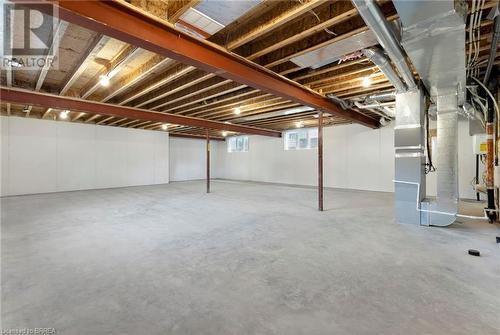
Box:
[1,180,499,335]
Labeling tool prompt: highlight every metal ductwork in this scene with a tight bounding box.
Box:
[352,0,417,91]
[393,0,467,226]
[365,91,396,102]
[483,4,500,85]
[362,48,406,92]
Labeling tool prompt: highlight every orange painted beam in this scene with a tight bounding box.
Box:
[34,0,378,129]
[0,86,282,137]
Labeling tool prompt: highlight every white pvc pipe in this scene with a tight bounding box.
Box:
[393,180,488,220]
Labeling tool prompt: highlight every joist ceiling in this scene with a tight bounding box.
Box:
[1,0,499,139]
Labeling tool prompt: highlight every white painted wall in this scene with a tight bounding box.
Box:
[169,137,209,181]
[1,117,169,196]
[212,123,395,192]
[209,120,479,199]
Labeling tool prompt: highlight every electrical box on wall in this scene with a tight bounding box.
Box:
[472,134,487,155]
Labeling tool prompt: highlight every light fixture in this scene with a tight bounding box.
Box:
[60,110,69,119]
[224,121,231,124]
[222,131,228,137]
[161,124,169,130]
[362,76,371,88]
[234,107,241,115]
[295,121,304,128]
[99,74,110,87]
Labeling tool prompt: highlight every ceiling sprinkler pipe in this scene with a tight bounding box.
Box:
[362,48,406,92]
[352,0,417,90]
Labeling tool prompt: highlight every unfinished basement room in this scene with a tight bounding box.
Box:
[1,0,499,334]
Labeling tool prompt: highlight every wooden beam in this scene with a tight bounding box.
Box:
[117,64,195,105]
[1,86,282,137]
[168,0,201,23]
[26,21,69,117]
[138,73,218,108]
[41,0,378,129]
[35,21,69,91]
[246,7,360,61]
[80,45,140,99]
[59,34,109,96]
[101,56,173,102]
[226,0,328,50]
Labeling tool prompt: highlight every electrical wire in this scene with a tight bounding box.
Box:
[296,0,337,36]
[425,100,436,174]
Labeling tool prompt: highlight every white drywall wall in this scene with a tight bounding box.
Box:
[169,137,210,181]
[209,120,479,199]
[212,123,395,192]
[0,117,169,196]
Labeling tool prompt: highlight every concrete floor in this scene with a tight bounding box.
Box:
[2,180,499,335]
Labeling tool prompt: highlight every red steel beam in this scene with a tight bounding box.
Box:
[170,133,225,141]
[36,0,378,129]
[0,86,282,137]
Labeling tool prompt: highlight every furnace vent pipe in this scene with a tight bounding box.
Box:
[483,7,500,85]
[352,0,417,90]
[362,48,406,92]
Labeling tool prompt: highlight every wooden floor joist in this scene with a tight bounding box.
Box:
[35,0,378,129]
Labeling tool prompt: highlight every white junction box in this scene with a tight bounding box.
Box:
[472,134,487,155]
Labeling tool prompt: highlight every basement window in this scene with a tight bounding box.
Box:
[227,136,249,153]
[284,128,318,150]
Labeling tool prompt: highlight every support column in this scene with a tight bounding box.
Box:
[206,129,210,194]
[318,110,324,211]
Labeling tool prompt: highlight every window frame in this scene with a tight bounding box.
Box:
[284,127,318,151]
[227,135,249,153]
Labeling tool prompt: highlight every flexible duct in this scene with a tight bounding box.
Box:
[483,6,500,85]
[365,91,396,102]
[362,48,406,92]
[352,0,417,90]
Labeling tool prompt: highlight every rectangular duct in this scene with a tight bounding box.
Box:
[393,0,467,226]
[394,88,426,225]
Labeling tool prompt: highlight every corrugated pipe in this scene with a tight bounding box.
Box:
[483,7,500,85]
[352,0,416,90]
[362,48,406,92]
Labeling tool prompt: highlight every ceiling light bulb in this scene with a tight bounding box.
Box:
[362,76,371,88]
[296,121,304,128]
[99,75,110,87]
[234,107,241,115]
[60,110,69,119]
[222,131,228,137]
[161,124,168,130]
